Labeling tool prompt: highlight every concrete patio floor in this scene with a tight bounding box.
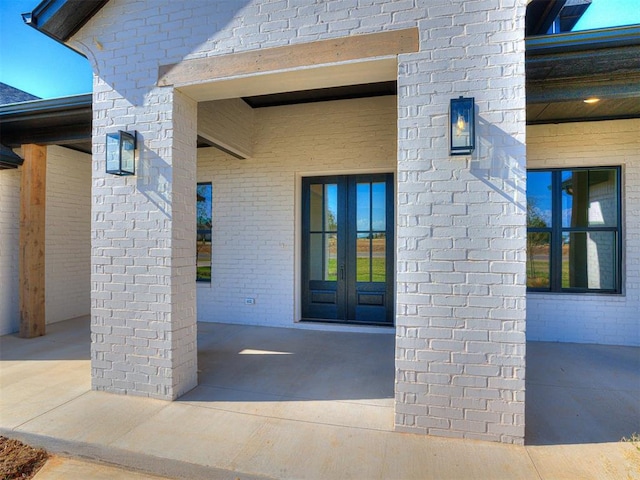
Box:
[1,316,638,479]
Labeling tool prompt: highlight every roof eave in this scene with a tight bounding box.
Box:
[526,24,640,55]
[0,93,92,118]
[22,0,108,44]
[0,144,24,169]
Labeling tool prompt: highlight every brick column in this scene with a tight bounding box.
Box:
[394,2,527,444]
[91,85,198,400]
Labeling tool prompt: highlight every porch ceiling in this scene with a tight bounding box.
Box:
[525,25,640,124]
[0,94,92,154]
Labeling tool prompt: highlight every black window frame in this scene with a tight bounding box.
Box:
[527,166,622,294]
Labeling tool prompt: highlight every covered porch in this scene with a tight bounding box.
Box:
[1,317,638,459]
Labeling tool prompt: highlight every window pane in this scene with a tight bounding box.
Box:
[325,233,337,281]
[527,232,550,289]
[325,184,338,231]
[357,183,370,231]
[197,183,212,282]
[562,231,616,290]
[588,169,618,227]
[562,170,588,228]
[356,233,371,282]
[527,171,552,227]
[310,184,323,231]
[372,182,386,231]
[197,184,212,230]
[196,232,211,282]
[562,169,618,228]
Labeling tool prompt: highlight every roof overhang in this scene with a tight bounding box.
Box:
[0,94,219,154]
[0,94,93,153]
[0,144,24,170]
[22,0,108,44]
[13,2,640,129]
[525,25,640,124]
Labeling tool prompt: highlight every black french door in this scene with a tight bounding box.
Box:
[301,174,394,325]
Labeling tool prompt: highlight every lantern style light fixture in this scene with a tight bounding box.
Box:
[450,97,475,155]
[106,130,137,175]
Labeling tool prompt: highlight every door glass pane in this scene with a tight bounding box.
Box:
[527,232,550,289]
[356,233,371,282]
[310,233,323,281]
[527,171,552,228]
[371,182,386,231]
[357,183,370,231]
[562,231,616,290]
[372,233,386,282]
[310,184,323,231]
[325,184,338,232]
[325,233,338,281]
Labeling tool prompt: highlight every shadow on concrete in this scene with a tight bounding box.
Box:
[3,317,638,444]
[0,316,90,361]
[525,341,640,445]
[187,322,395,403]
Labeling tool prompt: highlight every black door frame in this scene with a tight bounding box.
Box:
[301,173,394,326]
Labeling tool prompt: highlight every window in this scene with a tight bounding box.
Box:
[197,183,212,282]
[527,167,621,293]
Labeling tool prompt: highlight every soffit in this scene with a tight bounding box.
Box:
[23,0,109,43]
[525,25,640,124]
[0,95,92,153]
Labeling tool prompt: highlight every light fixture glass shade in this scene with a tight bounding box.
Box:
[450,97,475,155]
[106,130,136,175]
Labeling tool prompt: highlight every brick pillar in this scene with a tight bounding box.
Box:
[394,2,527,444]
[91,86,198,400]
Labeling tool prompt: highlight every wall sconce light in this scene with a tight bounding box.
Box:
[450,97,475,155]
[106,130,137,175]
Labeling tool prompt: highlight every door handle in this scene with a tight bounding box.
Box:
[339,264,345,280]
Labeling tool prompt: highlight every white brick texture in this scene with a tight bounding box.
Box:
[88,73,198,399]
[0,168,20,335]
[0,146,91,335]
[395,3,527,444]
[45,146,91,325]
[527,119,640,347]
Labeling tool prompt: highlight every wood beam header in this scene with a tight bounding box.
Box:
[158,28,419,87]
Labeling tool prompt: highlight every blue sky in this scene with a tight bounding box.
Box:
[0,0,92,98]
[0,0,639,100]
[573,0,640,31]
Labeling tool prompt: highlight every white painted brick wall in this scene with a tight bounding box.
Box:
[45,146,91,325]
[0,168,20,335]
[0,146,91,335]
[90,81,198,400]
[395,2,527,444]
[169,90,199,397]
[198,99,255,158]
[527,119,640,346]
[197,96,397,325]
